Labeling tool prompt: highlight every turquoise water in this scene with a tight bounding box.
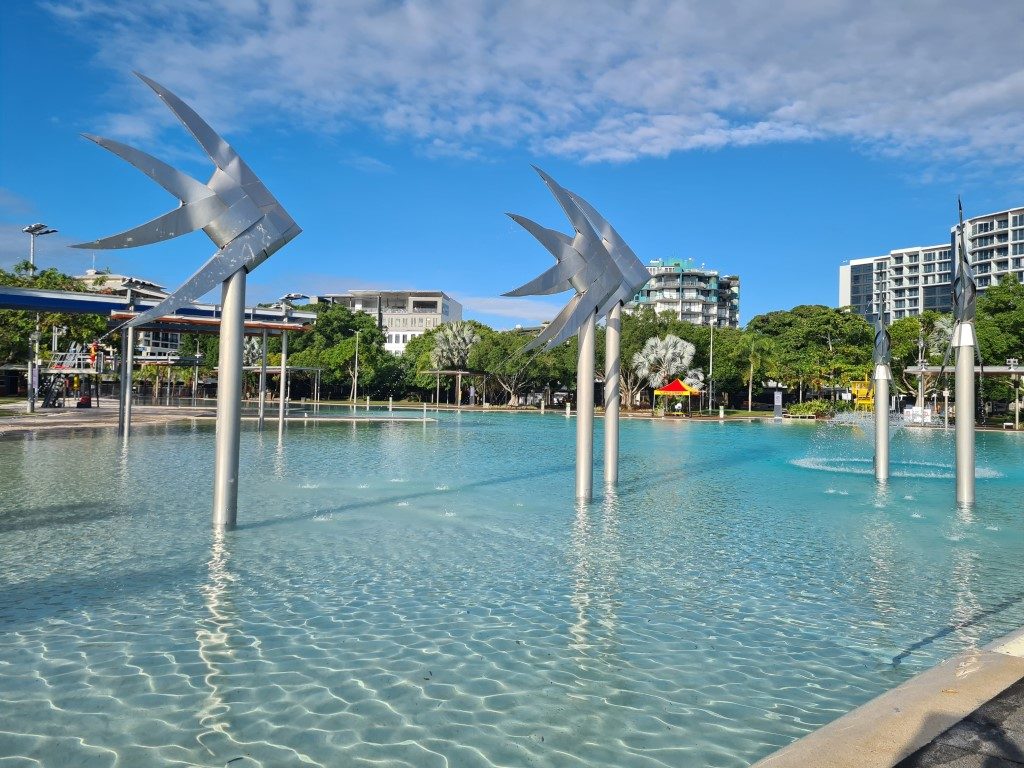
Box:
[1,412,1022,767]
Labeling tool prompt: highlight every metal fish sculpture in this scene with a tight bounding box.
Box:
[72,72,300,328]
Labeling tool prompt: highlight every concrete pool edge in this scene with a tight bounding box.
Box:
[750,627,1024,768]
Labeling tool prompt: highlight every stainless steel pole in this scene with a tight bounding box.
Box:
[257,328,267,430]
[954,321,975,505]
[212,268,246,528]
[576,311,596,501]
[118,331,128,435]
[124,326,135,438]
[192,339,199,407]
[278,330,288,424]
[604,302,621,485]
[27,234,37,414]
[26,350,33,414]
[873,365,890,482]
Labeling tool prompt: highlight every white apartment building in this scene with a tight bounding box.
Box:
[314,290,462,354]
[839,204,1024,322]
[961,205,1024,291]
[627,259,740,327]
[839,244,953,322]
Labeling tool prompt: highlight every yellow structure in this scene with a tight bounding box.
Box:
[850,379,874,411]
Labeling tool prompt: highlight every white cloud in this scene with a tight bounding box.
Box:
[0,188,35,217]
[342,154,395,174]
[46,0,1024,165]
[457,295,561,324]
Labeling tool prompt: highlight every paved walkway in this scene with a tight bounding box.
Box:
[0,403,211,435]
[898,679,1024,767]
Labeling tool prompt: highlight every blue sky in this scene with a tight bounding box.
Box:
[2,1,1022,329]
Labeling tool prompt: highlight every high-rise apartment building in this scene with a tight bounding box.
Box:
[962,205,1024,291]
[839,205,1024,322]
[314,290,461,354]
[627,259,740,327]
[839,244,953,323]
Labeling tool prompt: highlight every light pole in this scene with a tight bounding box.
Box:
[708,319,715,414]
[917,331,926,408]
[276,293,307,425]
[22,223,57,413]
[23,223,57,271]
[352,330,360,402]
[192,339,201,406]
[1010,358,1020,431]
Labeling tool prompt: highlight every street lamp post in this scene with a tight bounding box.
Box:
[275,294,306,427]
[708,319,715,414]
[22,224,57,413]
[192,339,201,406]
[352,330,360,403]
[1009,358,1020,431]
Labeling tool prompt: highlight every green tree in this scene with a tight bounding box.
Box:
[618,306,663,409]
[0,265,109,367]
[468,330,540,405]
[731,332,778,410]
[286,303,386,399]
[976,274,1024,404]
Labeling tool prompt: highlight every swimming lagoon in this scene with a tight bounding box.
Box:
[1,412,1022,767]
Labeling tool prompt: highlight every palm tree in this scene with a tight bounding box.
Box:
[734,333,773,411]
[632,335,696,408]
[430,321,480,370]
[430,321,481,405]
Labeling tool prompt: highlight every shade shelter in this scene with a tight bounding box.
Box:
[654,378,700,415]
[654,378,700,397]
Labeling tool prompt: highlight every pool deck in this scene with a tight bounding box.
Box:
[752,628,1024,768]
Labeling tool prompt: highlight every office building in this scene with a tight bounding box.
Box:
[627,259,740,327]
[314,290,461,354]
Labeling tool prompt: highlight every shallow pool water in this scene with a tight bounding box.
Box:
[1,412,1022,767]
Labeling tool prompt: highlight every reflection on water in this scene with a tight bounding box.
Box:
[196,529,236,756]
[569,492,622,664]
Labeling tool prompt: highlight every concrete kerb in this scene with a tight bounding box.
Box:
[751,627,1024,768]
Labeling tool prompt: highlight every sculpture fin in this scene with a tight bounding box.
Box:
[81,134,215,203]
[504,214,585,296]
[503,259,578,296]
[532,167,602,245]
[523,293,582,352]
[71,195,227,250]
[134,73,248,184]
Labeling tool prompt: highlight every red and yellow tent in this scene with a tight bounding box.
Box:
[654,378,699,397]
